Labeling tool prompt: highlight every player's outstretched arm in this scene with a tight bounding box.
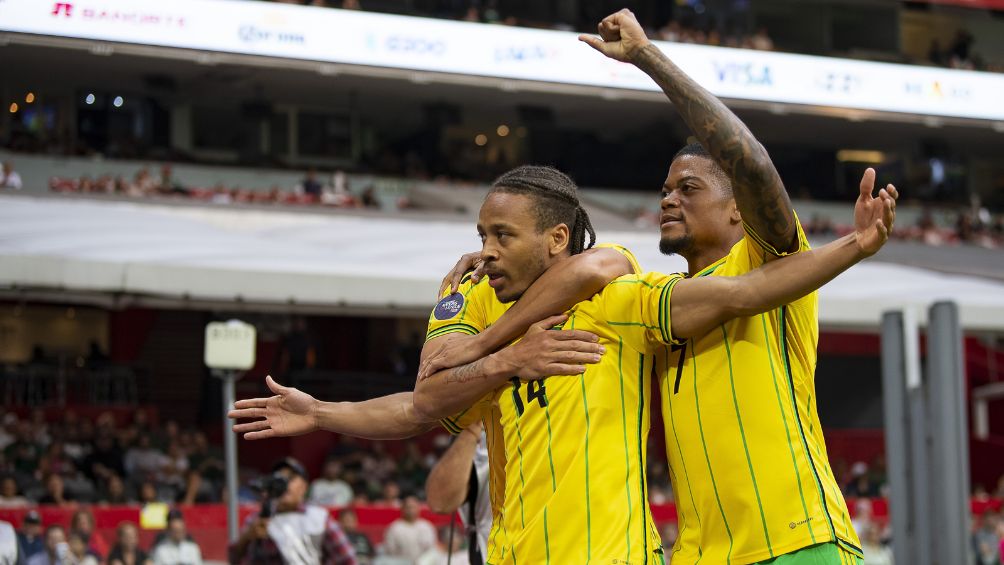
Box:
[418,247,631,379]
[669,169,897,340]
[228,375,435,440]
[413,315,604,421]
[580,9,797,253]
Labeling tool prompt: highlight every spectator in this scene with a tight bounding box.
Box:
[0,414,17,451]
[29,409,50,447]
[70,510,109,560]
[39,441,75,480]
[5,422,42,476]
[416,527,468,565]
[337,509,374,564]
[974,509,1002,565]
[98,474,133,505]
[151,511,201,565]
[309,459,354,507]
[153,421,180,452]
[851,498,873,540]
[382,496,436,564]
[341,0,360,9]
[750,27,774,51]
[845,461,877,498]
[107,523,151,565]
[16,511,43,561]
[360,186,380,209]
[277,318,316,386]
[67,531,100,565]
[229,457,357,565]
[26,524,67,565]
[0,161,23,190]
[157,165,186,195]
[375,482,402,507]
[424,421,489,564]
[158,442,189,499]
[860,522,892,565]
[299,169,323,198]
[997,520,1004,565]
[124,435,165,482]
[0,476,29,507]
[181,432,224,505]
[38,473,75,507]
[138,481,161,505]
[0,520,17,565]
[84,433,125,484]
[661,522,679,554]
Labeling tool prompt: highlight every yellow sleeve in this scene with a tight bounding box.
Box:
[439,393,492,435]
[600,271,686,352]
[738,211,811,270]
[594,242,642,274]
[426,275,489,341]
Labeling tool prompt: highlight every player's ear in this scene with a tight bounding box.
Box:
[729,198,741,225]
[548,223,570,256]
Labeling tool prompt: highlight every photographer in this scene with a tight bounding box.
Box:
[228,458,356,565]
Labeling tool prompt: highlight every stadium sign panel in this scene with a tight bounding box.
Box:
[3,0,1004,121]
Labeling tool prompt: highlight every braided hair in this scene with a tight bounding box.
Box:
[488,165,596,255]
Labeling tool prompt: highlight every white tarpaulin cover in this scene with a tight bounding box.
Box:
[2,194,1004,331]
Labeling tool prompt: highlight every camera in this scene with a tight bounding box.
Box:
[249,472,289,518]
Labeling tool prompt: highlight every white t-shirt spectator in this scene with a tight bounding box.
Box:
[0,169,21,190]
[0,521,17,565]
[309,478,353,507]
[124,445,167,478]
[415,547,469,565]
[382,518,436,564]
[152,538,202,565]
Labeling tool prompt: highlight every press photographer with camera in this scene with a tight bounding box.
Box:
[228,458,357,565]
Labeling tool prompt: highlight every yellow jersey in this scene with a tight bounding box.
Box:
[653,220,862,564]
[428,245,670,565]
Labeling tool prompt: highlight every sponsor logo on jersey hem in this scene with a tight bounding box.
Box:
[789,516,815,529]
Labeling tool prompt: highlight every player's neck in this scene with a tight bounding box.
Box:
[685,239,738,275]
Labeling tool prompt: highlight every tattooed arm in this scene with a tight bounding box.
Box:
[412,317,603,421]
[580,9,798,253]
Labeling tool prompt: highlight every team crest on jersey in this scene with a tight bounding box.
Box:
[433,292,464,320]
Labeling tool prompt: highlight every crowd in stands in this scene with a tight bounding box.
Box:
[38,164,392,210]
[0,409,226,508]
[805,208,1004,250]
[266,0,1002,73]
[7,506,201,565]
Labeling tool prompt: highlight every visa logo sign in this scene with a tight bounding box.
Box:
[713,61,773,86]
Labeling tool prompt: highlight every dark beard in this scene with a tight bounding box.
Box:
[660,234,694,256]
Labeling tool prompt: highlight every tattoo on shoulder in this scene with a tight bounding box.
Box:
[446,358,489,384]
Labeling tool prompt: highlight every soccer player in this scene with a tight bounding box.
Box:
[558,9,883,564]
[233,161,894,564]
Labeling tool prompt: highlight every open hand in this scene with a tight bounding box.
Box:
[228,376,318,440]
[578,9,652,63]
[854,168,898,256]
